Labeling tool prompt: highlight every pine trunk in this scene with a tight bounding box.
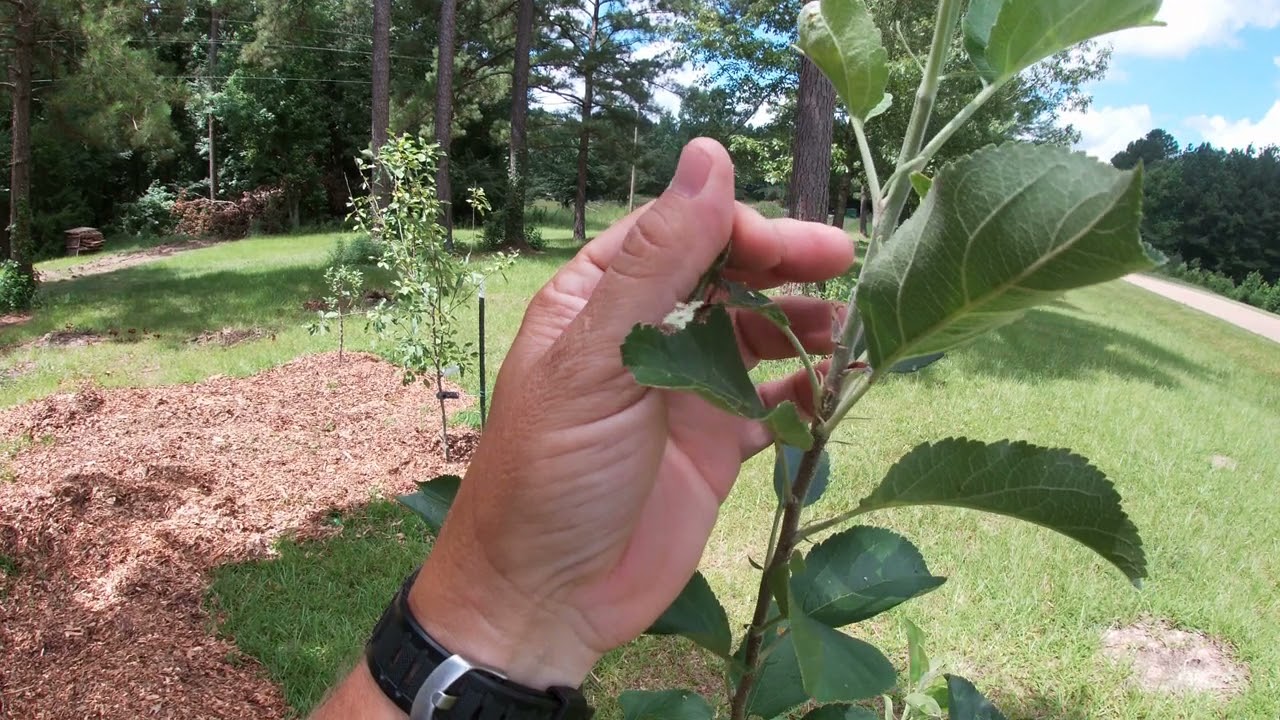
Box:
[859,185,871,236]
[371,0,391,200]
[573,0,601,244]
[505,0,534,249]
[786,56,837,225]
[7,0,35,274]
[435,0,458,250]
[832,173,851,230]
[208,6,219,201]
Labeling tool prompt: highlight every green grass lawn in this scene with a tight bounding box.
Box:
[5,224,1279,719]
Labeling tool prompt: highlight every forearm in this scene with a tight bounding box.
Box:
[311,662,405,720]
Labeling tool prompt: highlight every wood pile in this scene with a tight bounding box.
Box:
[65,227,105,256]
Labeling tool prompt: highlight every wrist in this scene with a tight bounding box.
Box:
[407,549,602,691]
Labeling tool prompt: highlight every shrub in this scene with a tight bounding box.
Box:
[116,182,177,237]
[482,210,545,252]
[1156,261,1280,313]
[328,235,383,268]
[0,261,37,313]
[752,200,787,219]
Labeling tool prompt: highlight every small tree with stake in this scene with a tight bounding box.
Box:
[356,135,511,460]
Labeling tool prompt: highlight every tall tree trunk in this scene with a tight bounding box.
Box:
[371,0,391,200]
[7,0,35,275]
[208,6,219,201]
[832,172,851,230]
[573,0,601,244]
[786,56,837,224]
[504,0,534,249]
[858,185,871,236]
[435,0,458,250]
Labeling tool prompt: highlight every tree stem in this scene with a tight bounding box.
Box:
[868,0,963,265]
[730,430,830,720]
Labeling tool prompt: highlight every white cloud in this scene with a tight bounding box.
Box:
[1059,105,1155,160]
[1109,0,1280,58]
[1274,55,1280,69]
[1186,101,1280,148]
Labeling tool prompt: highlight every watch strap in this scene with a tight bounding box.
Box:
[365,570,594,720]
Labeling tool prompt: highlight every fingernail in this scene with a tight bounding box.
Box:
[670,144,713,199]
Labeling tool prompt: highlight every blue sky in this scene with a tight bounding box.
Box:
[1063,0,1280,159]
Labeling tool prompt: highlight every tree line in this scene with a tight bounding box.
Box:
[1112,129,1280,284]
[3,0,1106,279]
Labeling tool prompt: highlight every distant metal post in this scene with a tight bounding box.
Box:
[478,280,487,428]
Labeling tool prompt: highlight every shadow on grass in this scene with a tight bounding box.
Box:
[955,308,1207,388]
[993,692,1092,720]
[5,262,334,349]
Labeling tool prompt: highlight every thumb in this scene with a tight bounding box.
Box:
[581,138,737,340]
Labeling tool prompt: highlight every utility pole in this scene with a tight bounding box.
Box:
[627,104,640,213]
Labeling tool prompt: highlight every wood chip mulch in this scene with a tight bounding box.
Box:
[0,353,474,719]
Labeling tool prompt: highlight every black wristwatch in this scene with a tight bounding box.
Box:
[365,570,595,720]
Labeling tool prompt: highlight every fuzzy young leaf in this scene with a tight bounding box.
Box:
[969,0,1162,82]
[857,144,1158,371]
[858,439,1146,585]
[909,172,932,200]
[797,0,889,120]
[623,306,813,449]
[397,474,462,533]
[800,704,879,720]
[945,675,1008,720]
[648,572,733,657]
[620,690,715,720]
[774,444,832,507]
[791,612,897,703]
[791,526,946,626]
[735,629,808,719]
[905,692,943,718]
[903,619,929,689]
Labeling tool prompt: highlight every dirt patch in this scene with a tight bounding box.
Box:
[187,327,274,347]
[29,328,105,348]
[0,353,473,719]
[2,361,35,383]
[40,238,218,283]
[1102,619,1248,699]
[1209,454,1238,471]
[0,314,32,331]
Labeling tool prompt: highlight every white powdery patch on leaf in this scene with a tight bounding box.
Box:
[664,301,705,330]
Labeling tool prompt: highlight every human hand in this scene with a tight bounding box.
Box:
[410,139,856,690]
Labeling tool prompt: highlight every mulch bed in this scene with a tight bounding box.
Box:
[0,353,474,719]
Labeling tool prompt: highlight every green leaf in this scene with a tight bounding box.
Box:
[796,0,889,120]
[800,704,879,720]
[774,444,832,507]
[791,526,946,626]
[858,438,1147,585]
[725,281,789,328]
[905,692,943,718]
[623,306,813,449]
[620,690,715,720]
[909,172,932,200]
[967,0,1162,82]
[866,93,893,121]
[903,618,929,688]
[962,0,1003,80]
[397,474,462,534]
[735,629,808,719]
[945,675,1008,720]
[648,572,733,657]
[857,143,1158,370]
[767,565,791,618]
[791,612,897,702]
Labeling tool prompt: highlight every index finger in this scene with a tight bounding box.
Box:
[724,204,857,289]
